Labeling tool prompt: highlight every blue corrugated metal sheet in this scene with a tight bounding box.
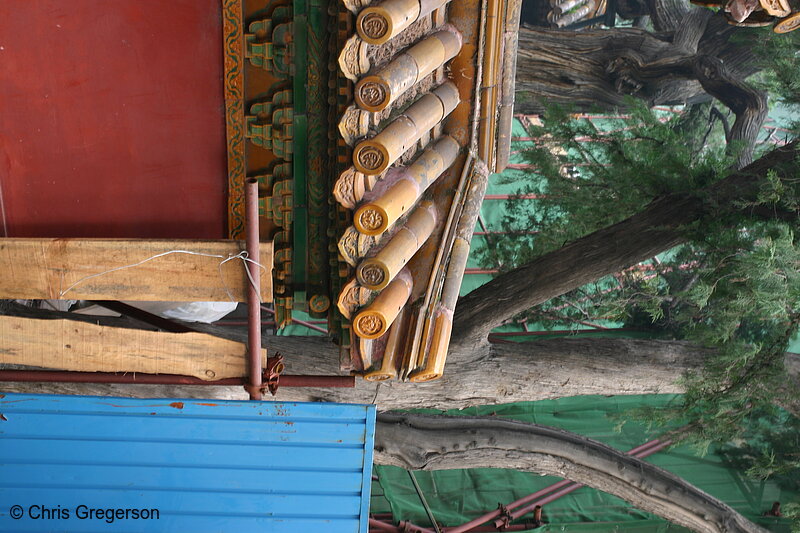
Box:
[0,393,376,532]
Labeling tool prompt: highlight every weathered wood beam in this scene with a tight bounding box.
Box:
[0,238,273,302]
[0,315,261,380]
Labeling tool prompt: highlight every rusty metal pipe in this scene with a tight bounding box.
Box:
[447,525,544,532]
[369,518,401,532]
[245,178,263,400]
[392,521,544,533]
[280,375,355,388]
[626,438,663,455]
[0,369,355,388]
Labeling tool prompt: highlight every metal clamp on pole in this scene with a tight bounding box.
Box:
[262,354,285,396]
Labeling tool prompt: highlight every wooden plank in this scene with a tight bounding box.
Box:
[0,239,273,302]
[0,316,262,380]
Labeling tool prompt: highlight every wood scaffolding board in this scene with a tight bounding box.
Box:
[0,239,273,302]
[0,315,261,380]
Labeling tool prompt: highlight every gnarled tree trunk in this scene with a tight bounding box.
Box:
[515,9,766,166]
[375,413,769,533]
[515,24,705,113]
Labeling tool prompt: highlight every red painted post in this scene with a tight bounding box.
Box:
[245,178,263,400]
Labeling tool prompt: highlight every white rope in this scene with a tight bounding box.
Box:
[58,249,268,303]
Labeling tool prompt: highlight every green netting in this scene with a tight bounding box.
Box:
[370,394,796,532]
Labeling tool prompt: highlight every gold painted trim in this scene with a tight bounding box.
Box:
[223,0,246,239]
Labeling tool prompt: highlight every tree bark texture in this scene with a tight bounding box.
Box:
[515,24,700,113]
[514,9,764,164]
[605,9,766,167]
[452,140,798,349]
[374,413,769,533]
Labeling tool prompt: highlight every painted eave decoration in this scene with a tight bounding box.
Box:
[229,0,520,383]
[334,0,521,381]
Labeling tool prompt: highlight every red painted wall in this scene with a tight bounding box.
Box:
[0,0,227,238]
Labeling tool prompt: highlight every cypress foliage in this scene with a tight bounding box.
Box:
[485,30,800,504]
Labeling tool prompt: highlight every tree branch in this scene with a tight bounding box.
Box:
[710,106,732,143]
[669,8,711,55]
[452,141,798,347]
[606,35,766,168]
[646,0,691,31]
[375,413,769,533]
[690,56,768,169]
